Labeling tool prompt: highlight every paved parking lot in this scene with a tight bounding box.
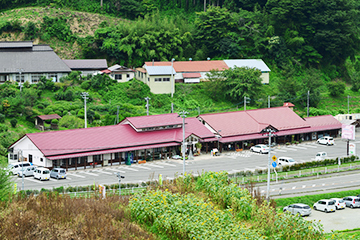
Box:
[305,207,360,232]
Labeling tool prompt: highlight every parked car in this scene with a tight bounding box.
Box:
[278,157,297,166]
[33,167,50,181]
[17,166,37,177]
[330,198,346,210]
[343,196,360,208]
[317,136,334,145]
[250,144,269,154]
[283,203,312,217]
[6,162,31,175]
[172,155,188,160]
[50,168,67,179]
[313,199,336,213]
[315,152,327,161]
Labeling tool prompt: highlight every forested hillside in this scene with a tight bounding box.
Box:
[1,0,360,164]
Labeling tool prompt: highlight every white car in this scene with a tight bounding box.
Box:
[317,136,334,145]
[250,144,269,154]
[330,198,346,210]
[315,152,327,161]
[313,199,336,213]
[33,167,50,181]
[17,166,37,177]
[283,203,312,217]
[278,157,297,166]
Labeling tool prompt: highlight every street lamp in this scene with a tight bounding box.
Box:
[171,58,175,98]
[260,125,278,201]
[81,92,89,128]
[114,172,125,196]
[179,110,188,175]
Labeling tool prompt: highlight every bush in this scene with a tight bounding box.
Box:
[51,119,59,124]
[0,113,5,123]
[10,118,17,128]
[81,81,91,90]
[327,81,346,97]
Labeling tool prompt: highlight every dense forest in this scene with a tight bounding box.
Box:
[1,0,360,163]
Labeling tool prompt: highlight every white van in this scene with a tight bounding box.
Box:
[278,157,297,166]
[33,167,50,181]
[315,152,327,161]
[6,162,31,175]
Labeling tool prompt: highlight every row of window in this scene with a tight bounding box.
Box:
[155,77,170,82]
[114,74,130,80]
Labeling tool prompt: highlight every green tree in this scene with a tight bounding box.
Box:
[205,70,227,101]
[327,81,346,97]
[10,118,17,128]
[296,68,325,108]
[0,169,12,202]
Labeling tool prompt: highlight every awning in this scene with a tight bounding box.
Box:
[219,133,266,143]
[200,137,218,142]
[46,142,180,160]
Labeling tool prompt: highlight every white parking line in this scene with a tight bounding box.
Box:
[312,184,316,187]
[322,183,325,186]
[123,167,139,172]
[302,185,306,188]
[105,168,126,173]
[292,186,296,189]
[290,146,307,150]
[284,148,297,151]
[25,178,43,183]
[275,149,287,152]
[133,166,152,170]
[93,170,113,175]
[81,172,99,176]
[67,173,86,178]
[304,145,317,148]
[147,164,164,168]
[157,162,177,167]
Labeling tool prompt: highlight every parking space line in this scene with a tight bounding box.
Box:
[275,149,287,152]
[105,168,126,173]
[133,166,152,170]
[147,164,164,168]
[312,184,316,187]
[123,167,139,172]
[157,162,177,167]
[81,172,99,176]
[67,173,86,178]
[302,185,306,188]
[284,148,297,151]
[25,178,44,183]
[292,186,296,189]
[92,170,113,175]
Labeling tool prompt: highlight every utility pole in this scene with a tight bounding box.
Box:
[145,97,151,116]
[171,58,175,98]
[268,95,270,108]
[114,106,119,125]
[244,96,250,110]
[171,103,174,113]
[114,172,125,196]
[307,90,310,117]
[17,68,24,92]
[18,150,24,191]
[179,110,189,175]
[81,92,89,128]
[348,95,350,114]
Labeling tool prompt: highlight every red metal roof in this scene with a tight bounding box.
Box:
[144,60,229,72]
[25,116,214,159]
[121,113,183,129]
[183,73,201,78]
[101,69,111,74]
[283,102,295,107]
[304,115,342,131]
[37,114,61,120]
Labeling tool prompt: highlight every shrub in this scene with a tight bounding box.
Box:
[10,118,17,128]
[0,113,5,123]
[327,81,346,97]
[51,119,59,124]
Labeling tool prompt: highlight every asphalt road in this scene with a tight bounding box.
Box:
[12,137,359,191]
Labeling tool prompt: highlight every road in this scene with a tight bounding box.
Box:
[11,137,360,191]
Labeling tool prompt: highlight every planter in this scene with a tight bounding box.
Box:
[138,160,147,164]
[236,149,243,152]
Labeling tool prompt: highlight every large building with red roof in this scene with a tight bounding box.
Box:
[8,107,341,170]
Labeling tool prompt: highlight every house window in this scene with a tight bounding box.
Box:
[163,78,170,82]
[127,74,130,78]
[10,153,18,160]
[16,74,25,83]
[93,155,101,162]
[115,74,122,80]
[0,75,6,83]
[31,74,44,83]
[155,78,162,82]
[148,78,150,82]
[48,73,57,82]
[29,154,33,163]
[142,73,144,78]
[40,158,43,162]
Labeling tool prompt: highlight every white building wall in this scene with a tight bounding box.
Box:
[9,136,46,167]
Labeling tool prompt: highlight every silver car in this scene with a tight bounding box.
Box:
[343,196,360,208]
[50,168,67,179]
[17,166,37,177]
[283,203,311,217]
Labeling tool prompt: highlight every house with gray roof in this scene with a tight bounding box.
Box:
[63,59,108,76]
[0,41,71,85]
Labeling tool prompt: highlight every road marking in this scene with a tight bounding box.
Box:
[304,145,317,148]
[272,189,275,192]
[292,186,296,189]
[302,185,306,188]
[312,184,316,187]
[322,183,325,186]
[275,149,287,152]
[157,162,177,167]
[81,172,99,176]
[134,165,152,170]
[25,178,43,183]
[105,168,126,173]
[147,164,165,168]
[93,170,113,175]
[284,148,297,151]
[123,167,139,172]
[292,146,308,150]
[261,190,265,193]
[67,173,86,178]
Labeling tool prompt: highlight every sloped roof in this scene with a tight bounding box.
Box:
[0,41,32,48]
[144,60,228,72]
[120,113,183,128]
[283,102,295,107]
[63,59,108,70]
[183,73,201,78]
[22,116,214,158]
[199,107,310,137]
[37,114,61,120]
[0,42,71,74]
[145,66,175,75]
[304,115,342,131]
[223,59,270,72]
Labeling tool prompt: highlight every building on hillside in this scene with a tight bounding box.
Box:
[135,59,270,94]
[35,114,62,131]
[0,41,71,84]
[63,59,108,76]
[8,113,214,170]
[101,64,135,82]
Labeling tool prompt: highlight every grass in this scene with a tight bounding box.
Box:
[325,229,360,239]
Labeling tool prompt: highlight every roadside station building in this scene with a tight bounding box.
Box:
[8,106,342,170]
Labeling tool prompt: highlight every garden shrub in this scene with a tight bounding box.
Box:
[10,119,17,128]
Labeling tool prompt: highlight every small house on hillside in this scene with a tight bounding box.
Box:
[63,59,108,76]
[101,64,135,82]
[35,114,62,131]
